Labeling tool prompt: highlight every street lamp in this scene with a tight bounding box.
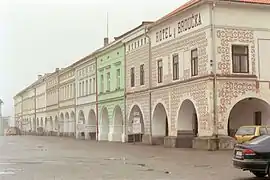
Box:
[0,99,3,136]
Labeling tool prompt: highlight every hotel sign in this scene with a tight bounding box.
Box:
[155,13,202,43]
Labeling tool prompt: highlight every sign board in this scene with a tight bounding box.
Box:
[77,124,85,131]
[132,117,142,134]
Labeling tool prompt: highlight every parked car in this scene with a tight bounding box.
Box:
[234,125,270,144]
[5,127,21,136]
[233,135,270,178]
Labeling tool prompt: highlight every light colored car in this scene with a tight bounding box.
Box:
[234,125,270,144]
[5,127,20,136]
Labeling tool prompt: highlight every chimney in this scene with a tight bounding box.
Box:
[55,68,59,72]
[38,75,42,79]
[104,37,109,46]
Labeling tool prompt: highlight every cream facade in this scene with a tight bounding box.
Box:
[147,0,270,149]
[74,54,97,140]
[14,95,23,129]
[58,66,76,137]
[13,0,270,150]
[35,75,48,132]
[45,69,60,135]
[123,22,153,143]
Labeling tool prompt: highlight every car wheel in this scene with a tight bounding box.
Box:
[252,171,267,177]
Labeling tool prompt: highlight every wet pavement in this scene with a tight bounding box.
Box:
[0,136,261,180]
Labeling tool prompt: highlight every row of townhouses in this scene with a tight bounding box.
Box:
[14,0,270,150]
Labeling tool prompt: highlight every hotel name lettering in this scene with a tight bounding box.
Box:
[156,13,202,43]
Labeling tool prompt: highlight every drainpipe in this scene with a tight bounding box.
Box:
[123,43,127,142]
[211,1,219,149]
[95,56,99,141]
[145,26,152,144]
[34,88,37,133]
[74,71,77,138]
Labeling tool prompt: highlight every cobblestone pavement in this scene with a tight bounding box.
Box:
[0,136,262,180]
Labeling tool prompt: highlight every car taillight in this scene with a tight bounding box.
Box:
[243,149,256,159]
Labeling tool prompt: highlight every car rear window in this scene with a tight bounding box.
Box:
[248,135,270,145]
[235,127,256,136]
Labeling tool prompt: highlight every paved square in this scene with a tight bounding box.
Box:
[0,136,256,180]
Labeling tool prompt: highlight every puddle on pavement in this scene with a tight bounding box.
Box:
[0,171,15,175]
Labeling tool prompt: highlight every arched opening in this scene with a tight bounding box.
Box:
[32,118,36,132]
[88,109,96,140]
[78,110,85,137]
[60,113,64,136]
[70,111,75,137]
[228,97,270,137]
[37,118,40,127]
[40,118,44,128]
[47,116,53,135]
[100,107,109,141]
[152,103,168,145]
[51,116,59,136]
[65,112,70,136]
[128,105,144,142]
[111,105,123,142]
[176,99,198,148]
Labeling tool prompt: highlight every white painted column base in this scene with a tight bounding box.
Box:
[108,132,122,142]
[98,133,109,141]
[76,132,80,139]
[121,133,126,143]
[85,131,90,140]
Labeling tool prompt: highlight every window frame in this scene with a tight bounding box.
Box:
[172,54,179,80]
[157,59,163,83]
[232,45,249,73]
[107,72,110,92]
[131,67,135,87]
[140,64,145,86]
[191,49,198,77]
[116,69,121,89]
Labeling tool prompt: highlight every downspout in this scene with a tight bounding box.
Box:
[211,1,219,149]
[74,70,77,138]
[123,43,127,142]
[145,26,152,144]
[34,88,37,133]
[95,56,99,141]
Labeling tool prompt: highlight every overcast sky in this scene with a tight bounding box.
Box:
[0,0,187,116]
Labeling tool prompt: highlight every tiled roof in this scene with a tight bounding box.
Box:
[154,0,270,26]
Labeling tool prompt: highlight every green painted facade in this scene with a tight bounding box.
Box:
[96,42,125,137]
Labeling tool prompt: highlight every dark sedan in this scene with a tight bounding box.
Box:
[233,135,270,178]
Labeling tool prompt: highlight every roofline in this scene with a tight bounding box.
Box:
[14,73,51,98]
[114,21,154,40]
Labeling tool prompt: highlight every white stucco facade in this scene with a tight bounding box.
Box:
[58,67,76,136]
[146,0,270,149]
[12,0,270,150]
[74,54,97,140]
[45,70,60,135]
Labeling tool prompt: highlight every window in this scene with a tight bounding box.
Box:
[141,39,143,46]
[100,75,104,93]
[82,81,84,96]
[254,111,262,125]
[116,69,120,89]
[260,127,268,135]
[67,85,69,98]
[140,64,144,85]
[157,59,163,83]
[191,49,198,76]
[131,67,135,87]
[86,80,88,95]
[173,54,179,80]
[79,82,81,97]
[232,45,249,73]
[107,72,110,91]
[70,84,73,98]
[89,79,92,94]
[93,78,96,93]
